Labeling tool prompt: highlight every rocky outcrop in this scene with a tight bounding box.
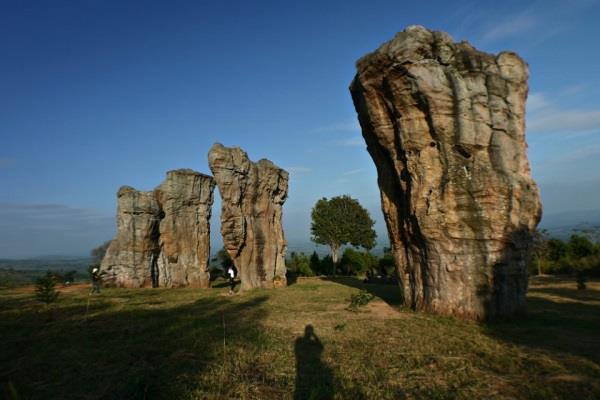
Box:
[100,187,161,287]
[350,26,542,319]
[208,143,288,290]
[155,169,215,288]
[100,170,215,288]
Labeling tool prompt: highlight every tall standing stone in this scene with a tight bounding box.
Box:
[100,186,161,287]
[100,169,215,288]
[208,143,288,290]
[155,169,215,288]
[350,26,542,319]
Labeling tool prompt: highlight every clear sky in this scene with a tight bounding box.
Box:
[1,0,600,258]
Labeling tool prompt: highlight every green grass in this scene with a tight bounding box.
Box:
[0,276,598,399]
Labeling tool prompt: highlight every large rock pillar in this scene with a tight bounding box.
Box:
[155,169,215,288]
[100,169,215,288]
[100,186,161,288]
[208,143,288,290]
[350,26,542,319]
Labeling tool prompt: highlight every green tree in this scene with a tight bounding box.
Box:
[547,239,567,262]
[378,248,395,277]
[310,195,377,275]
[209,248,234,280]
[214,248,234,270]
[568,234,594,259]
[287,252,314,277]
[320,255,334,276]
[35,271,60,305]
[309,251,322,275]
[340,248,377,276]
[531,229,550,276]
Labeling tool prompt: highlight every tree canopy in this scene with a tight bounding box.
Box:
[310,195,376,272]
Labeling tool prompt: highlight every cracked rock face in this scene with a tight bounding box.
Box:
[208,143,288,290]
[155,169,215,288]
[350,26,542,319]
[100,186,161,288]
[100,170,215,288]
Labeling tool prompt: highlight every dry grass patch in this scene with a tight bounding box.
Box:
[0,276,598,399]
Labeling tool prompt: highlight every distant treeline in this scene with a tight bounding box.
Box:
[0,267,89,289]
[286,248,395,281]
[532,231,600,277]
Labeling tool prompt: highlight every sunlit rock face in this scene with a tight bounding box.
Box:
[208,143,288,290]
[155,169,215,288]
[350,26,542,320]
[100,170,215,288]
[100,186,162,288]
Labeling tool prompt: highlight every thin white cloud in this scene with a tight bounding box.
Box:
[312,120,359,134]
[528,110,600,133]
[343,168,363,176]
[285,166,312,174]
[560,146,600,163]
[527,93,550,112]
[540,145,600,167]
[0,203,115,257]
[331,137,364,147]
[481,13,537,42]
[526,88,600,134]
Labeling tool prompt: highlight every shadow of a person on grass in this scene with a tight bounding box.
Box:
[294,324,334,399]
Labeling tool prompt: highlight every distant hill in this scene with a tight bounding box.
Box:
[539,209,600,240]
[0,256,94,271]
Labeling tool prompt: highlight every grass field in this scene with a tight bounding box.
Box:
[1,276,598,399]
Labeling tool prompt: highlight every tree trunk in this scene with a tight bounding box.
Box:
[330,244,339,276]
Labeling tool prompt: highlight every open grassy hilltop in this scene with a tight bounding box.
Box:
[1,276,598,399]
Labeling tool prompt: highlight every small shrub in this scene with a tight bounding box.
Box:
[35,271,60,305]
[348,290,374,310]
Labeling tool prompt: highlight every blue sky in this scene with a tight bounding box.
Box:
[1,0,599,258]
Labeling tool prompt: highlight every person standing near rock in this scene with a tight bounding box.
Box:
[91,267,101,294]
[227,266,236,294]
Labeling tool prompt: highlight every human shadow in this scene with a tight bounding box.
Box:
[0,291,271,399]
[483,286,600,363]
[294,325,334,400]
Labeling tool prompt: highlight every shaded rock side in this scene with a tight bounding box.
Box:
[350,26,542,319]
[100,186,161,288]
[208,143,288,290]
[155,169,215,288]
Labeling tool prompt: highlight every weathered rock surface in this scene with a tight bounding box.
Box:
[100,186,161,287]
[100,170,215,288]
[350,26,542,319]
[208,143,288,290]
[155,169,215,288]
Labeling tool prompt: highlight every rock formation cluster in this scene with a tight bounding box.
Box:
[209,143,289,290]
[100,146,288,290]
[350,26,542,319]
[101,170,215,288]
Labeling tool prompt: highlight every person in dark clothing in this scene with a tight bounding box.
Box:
[91,267,101,294]
[227,266,236,294]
